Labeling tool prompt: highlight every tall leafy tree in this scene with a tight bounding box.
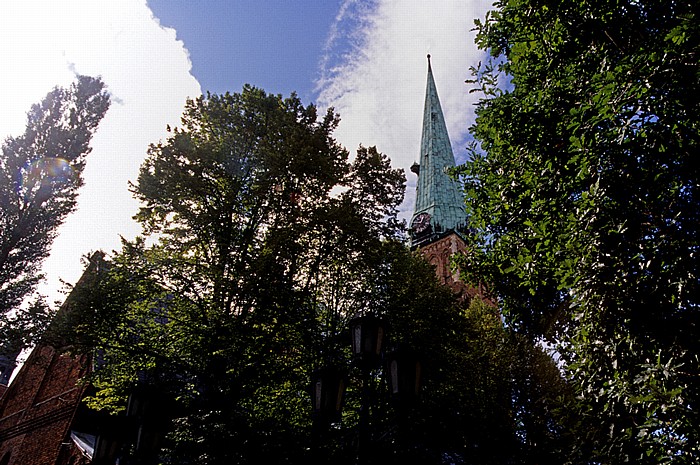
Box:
[64,85,571,464]
[67,86,407,464]
[460,1,699,462]
[0,76,110,350]
[371,243,572,465]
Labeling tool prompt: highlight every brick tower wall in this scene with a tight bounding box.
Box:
[419,232,486,304]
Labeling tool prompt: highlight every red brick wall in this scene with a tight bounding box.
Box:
[418,233,489,304]
[0,344,90,465]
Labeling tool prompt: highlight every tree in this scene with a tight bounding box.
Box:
[323,241,572,465]
[66,86,408,464]
[374,243,571,465]
[62,85,572,464]
[0,76,110,351]
[460,1,699,462]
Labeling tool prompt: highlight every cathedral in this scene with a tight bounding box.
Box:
[0,56,477,464]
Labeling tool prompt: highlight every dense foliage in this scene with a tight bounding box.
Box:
[459,1,699,463]
[61,85,569,464]
[0,76,109,352]
[75,86,397,463]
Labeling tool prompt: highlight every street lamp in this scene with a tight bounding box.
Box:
[310,314,423,464]
[386,348,423,461]
[349,314,385,368]
[386,348,422,404]
[310,367,346,425]
[348,314,387,464]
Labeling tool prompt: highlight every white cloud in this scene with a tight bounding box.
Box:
[1,0,201,306]
[316,0,492,219]
[1,0,492,307]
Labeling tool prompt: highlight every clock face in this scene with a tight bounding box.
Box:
[411,212,432,234]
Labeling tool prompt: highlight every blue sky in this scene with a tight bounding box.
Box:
[148,0,340,101]
[1,0,492,307]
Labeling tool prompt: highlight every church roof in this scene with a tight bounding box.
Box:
[410,55,467,247]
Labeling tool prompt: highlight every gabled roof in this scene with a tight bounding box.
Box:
[410,55,467,247]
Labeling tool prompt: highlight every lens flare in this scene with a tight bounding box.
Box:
[19,157,74,202]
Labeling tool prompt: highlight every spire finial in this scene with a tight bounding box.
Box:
[427,54,432,70]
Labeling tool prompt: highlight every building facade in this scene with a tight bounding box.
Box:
[0,272,94,465]
[0,343,91,465]
[0,254,128,465]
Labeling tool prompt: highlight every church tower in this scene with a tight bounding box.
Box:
[410,56,473,297]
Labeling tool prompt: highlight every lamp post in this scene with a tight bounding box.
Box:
[311,314,423,464]
[386,348,422,461]
[348,314,385,464]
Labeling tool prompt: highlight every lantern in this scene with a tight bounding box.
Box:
[311,367,346,424]
[386,348,422,402]
[349,314,386,368]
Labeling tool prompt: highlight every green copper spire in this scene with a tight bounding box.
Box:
[410,55,467,247]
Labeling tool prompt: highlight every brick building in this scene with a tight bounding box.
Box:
[0,253,123,465]
[0,344,91,465]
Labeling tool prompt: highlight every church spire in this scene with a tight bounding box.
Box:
[410,55,467,248]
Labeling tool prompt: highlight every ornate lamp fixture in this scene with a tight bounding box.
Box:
[349,314,386,368]
[310,367,346,425]
[386,348,422,403]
